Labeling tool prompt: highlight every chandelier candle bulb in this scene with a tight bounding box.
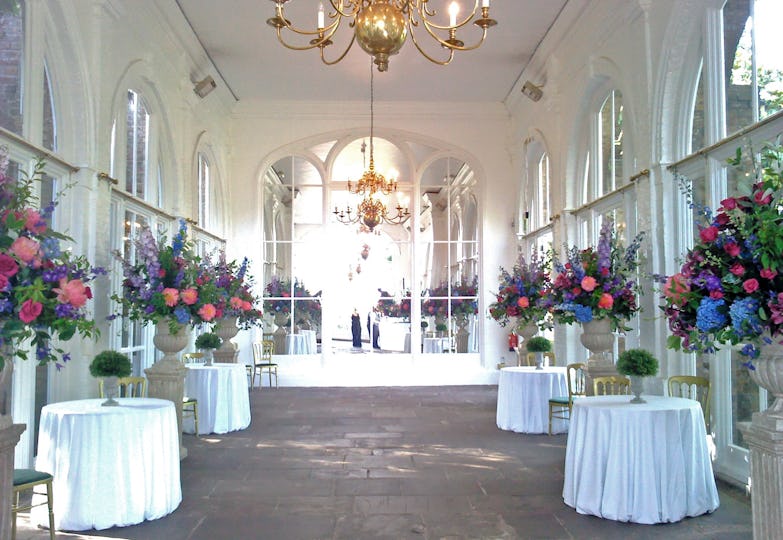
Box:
[449,2,459,27]
[318,3,324,29]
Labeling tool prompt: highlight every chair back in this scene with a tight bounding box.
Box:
[668,375,711,426]
[252,340,275,365]
[566,363,586,400]
[182,352,205,364]
[99,376,146,398]
[593,375,631,396]
[525,351,556,367]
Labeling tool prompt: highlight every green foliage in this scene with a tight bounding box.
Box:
[195,332,222,350]
[420,321,428,329]
[525,336,552,353]
[89,350,132,378]
[616,348,658,377]
[435,323,448,332]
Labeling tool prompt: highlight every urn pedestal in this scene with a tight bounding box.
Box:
[515,322,538,367]
[273,313,290,354]
[454,314,470,353]
[146,320,189,459]
[213,317,239,363]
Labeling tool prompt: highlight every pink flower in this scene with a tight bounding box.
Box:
[53,278,88,307]
[10,236,40,264]
[162,288,180,307]
[23,209,47,234]
[198,303,217,321]
[241,300,252,311]
[0,274,7,290]
[181,288,198,305]
[754,189,772,205]
[743,279,759,294]
[19,299,43,323]
[710,290,724,299]
[724,242,740,257]
[230,296,244,309]
[0,253,18,277]
[761,268,778,280]
[729,263,745,276]
[581,276,597,292]
[699,226,718,243]
[664,274,690,304]
[517,296,530,308]
[598,293,614,309]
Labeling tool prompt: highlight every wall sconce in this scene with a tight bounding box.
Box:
[193,76,216,98]
[521,81,543,102]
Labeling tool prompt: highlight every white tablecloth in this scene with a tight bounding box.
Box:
[184,363,251,435]
[423,337,450,353]
[286,332,316,354]
[379,319,412,352]
[496,366,568,434]
[33,398,181,531]
[563,395,720,524]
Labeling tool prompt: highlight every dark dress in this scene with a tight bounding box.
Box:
[351,313,362,348]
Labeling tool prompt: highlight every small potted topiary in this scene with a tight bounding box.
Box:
[195,332,222,366]
[616,348,659,403]
[90,350,132,406]
[526,336,552,370]
[435,322,448,337]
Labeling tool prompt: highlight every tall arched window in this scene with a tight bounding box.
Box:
[125,89,150,199]
[0,1,23,135]
[198,152,211,228]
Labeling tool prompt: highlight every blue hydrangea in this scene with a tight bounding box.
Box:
[573,304,593,323]
[174,306,191,324]
[729,296,761,338]
[696,297,727,332]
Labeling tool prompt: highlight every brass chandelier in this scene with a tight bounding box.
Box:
[267,0,497,72]
[333,66,410,231]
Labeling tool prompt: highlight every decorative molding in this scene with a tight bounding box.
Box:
[629,169,650,182]
[96,172,119,185]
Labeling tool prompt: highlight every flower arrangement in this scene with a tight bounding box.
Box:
[551,219,645,331]
[422,282,449,318]
[113,219,219,332]
[376,289,411,318]
[488,249,553,330]
[202,253,264,330]
[0,150,104,370]
[450,276,478,317]
[195,332,222,350]
[89,350,132,378]
[661,140,783,362]
[263,276,320,323]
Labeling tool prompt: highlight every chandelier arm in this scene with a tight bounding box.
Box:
[273,22,342,51]
[319,33,357,66]
[419,20,488,52]
[417,0,481,30]
[407,27,456,66]
[327,0,361,20]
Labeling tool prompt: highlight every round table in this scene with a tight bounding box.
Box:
[496,366,568,434]
[286,332,316,354]
[562,395,720,524]
[33,398,181,531]
[184,363,251,435]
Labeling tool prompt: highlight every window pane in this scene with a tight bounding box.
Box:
[0,0,23,135]
[125,90,149,199]
[691,64,705,152]
[754,0,783,119]
[600,90,624,195]
[537,153,550,227]
[198,153,209,227]
[42,61,56,151]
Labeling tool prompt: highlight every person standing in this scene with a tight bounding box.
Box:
[351,308,362,348]
[372,308,381,350]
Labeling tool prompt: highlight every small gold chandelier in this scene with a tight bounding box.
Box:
[267,0,497,72]
[333,65,410,231]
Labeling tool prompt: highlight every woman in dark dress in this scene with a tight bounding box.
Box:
[351,308,362,348]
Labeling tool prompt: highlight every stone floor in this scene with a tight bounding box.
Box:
[16,386,752,539]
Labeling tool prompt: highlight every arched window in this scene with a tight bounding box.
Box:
[0,1,23,135]
[125,89,150,199]
[198,152,211,228]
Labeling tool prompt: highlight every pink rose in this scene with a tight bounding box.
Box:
[581,276,597,292]
[517,296,529,308]
[162,288,180,307]
[754,189,772,205]
[10,236,40,264]
[53,278,88,307]
[597,293,614,309]
[19,299,43,323]
[729,263,745,276]
[0,253,18,277]
[0,274,8,290]
[724,242,740,257]
[241,301,252,311]
[743,279,759,294]
[761,268,778,280]
[23,209,47,234]
[709,290,724,299]
[664,274,690,304]
[230,296,244,309]
[699,226,718,243]
[181,288,198,305]
[198,303,217,321]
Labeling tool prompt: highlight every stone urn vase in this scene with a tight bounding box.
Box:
[515,322,538,366]
[145,319,189,459]
[101,376,120,406]
[214,317,239,363]
[629,375,646,404]
[454,314,470,353]
[741,337,783,539]
[580,318,618,395]
[0,355,26,540]
[273,312,290,354]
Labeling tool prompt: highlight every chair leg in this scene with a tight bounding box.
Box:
[46,480,54,540]
[548,403,553,435]
[194,403,199,437]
